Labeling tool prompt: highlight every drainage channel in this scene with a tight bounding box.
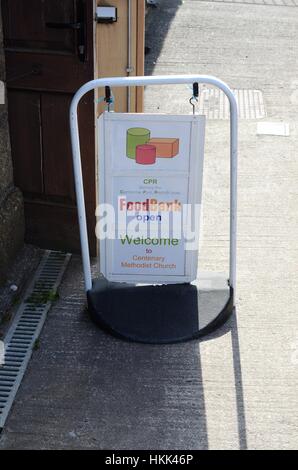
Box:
[0,250,71,429]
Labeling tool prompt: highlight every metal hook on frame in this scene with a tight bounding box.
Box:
[95,86,115,111]
[189,82,199,114]
[105,86,114,111]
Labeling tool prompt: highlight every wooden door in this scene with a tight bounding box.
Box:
[1,0,96,254]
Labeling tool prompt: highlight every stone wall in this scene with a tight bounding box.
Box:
[0,4,24,284]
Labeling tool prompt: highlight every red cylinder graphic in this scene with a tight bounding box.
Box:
[135,144,156,165]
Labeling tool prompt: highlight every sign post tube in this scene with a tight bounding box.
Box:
[70,96,93,292]
[70,75,238,300]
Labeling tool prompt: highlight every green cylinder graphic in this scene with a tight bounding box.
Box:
[126,128,150,159]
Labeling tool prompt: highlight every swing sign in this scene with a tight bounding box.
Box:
[97,112,205,284]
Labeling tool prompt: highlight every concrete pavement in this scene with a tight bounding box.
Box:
[1,0,298,449]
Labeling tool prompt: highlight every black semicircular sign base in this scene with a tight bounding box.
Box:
[87,272,234,344]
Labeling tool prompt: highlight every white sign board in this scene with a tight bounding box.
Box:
[98,113,205,284]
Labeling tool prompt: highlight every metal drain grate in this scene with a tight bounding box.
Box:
[0,250,70,429]
[198,88,266,119]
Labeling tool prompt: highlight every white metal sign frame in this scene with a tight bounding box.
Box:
[70,75,237,303]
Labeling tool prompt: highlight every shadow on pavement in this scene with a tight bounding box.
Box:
[201,311,248,450]
[145,0,183,76]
